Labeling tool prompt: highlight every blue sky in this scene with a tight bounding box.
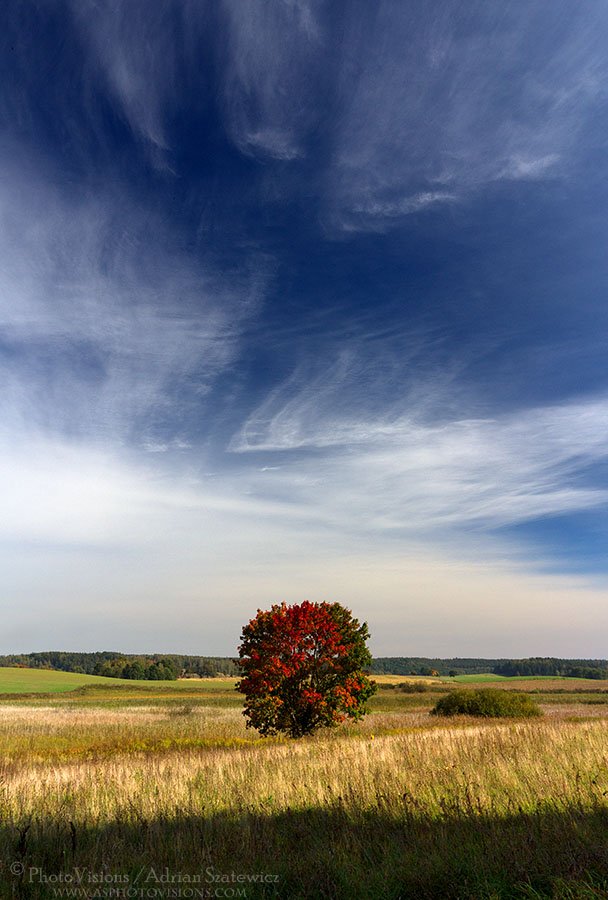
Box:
[2,1,608,657]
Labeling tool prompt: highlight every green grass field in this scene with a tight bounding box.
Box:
[0,666,236,693]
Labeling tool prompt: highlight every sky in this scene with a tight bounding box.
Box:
[2,1,608,658]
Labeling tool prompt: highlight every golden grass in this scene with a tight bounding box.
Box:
[2,708,608,823]
[1,697,607,765]
[3,700,608,897]
[464,677,608,692]
[0,704,264,762]
[370,674,444,685]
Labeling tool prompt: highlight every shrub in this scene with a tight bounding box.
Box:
[431,689,542,718]
[168,704,195,717]
[398,682,428,693]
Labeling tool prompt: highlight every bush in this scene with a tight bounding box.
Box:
[431,689,542,718]
[168,704,195,717]
[398,682,428,693]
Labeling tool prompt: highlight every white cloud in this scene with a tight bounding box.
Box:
[219,0,322,160]
[325,1,608,230]
[62,2,608,228]
[3,466,608,655]
[0,438,157,546]
[339,191,457,231]
[69,0,192,150]
[66,0,323,163]
[0,154,264,443]
[2,361,607,654]
[498,154,560,181]
[230,334,469,454]
[231,349,608,534]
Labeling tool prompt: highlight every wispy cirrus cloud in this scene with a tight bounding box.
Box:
[58,0,608,230]
[229,331,473,453]
[6,427,608,657]
[68,0,191,151]
[3,395,608,654]
[231,348,608,535]
[68,0,323,162]
[219,0,323,160]
[0,153,265,446]
[325,0,608,230]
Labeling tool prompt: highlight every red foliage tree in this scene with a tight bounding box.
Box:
[236,601,376,737]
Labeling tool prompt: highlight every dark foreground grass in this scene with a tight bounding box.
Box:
[3,805,608,899]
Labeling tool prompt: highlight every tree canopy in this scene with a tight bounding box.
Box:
[237,601,376,737]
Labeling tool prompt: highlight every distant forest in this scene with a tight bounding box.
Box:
[1,653,607,680]
[0,652,240,680]
[372,657,608,679]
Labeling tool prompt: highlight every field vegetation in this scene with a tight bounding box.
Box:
[432,689,542,718]
[1,672,608,898]
[0,667,238,695]
[0,667,192,694]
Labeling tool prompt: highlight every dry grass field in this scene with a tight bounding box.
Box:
[2,679,608,898]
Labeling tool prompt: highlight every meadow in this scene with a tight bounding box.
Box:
[0,668,231,694]
[1,669,608,898]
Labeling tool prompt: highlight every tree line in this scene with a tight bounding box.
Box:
[371,657,608,678]
[0,652,240,679]
[371,658,490,675]
[492,658,608,679]
[1,653,607,681]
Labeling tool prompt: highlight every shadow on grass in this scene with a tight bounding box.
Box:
[3,804,608,900]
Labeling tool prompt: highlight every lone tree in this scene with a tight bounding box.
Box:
[237,601,376,737]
